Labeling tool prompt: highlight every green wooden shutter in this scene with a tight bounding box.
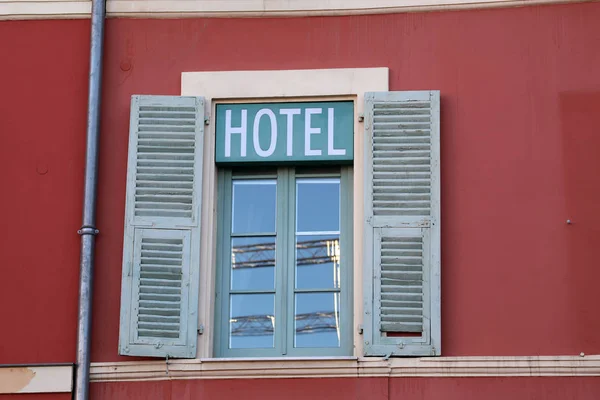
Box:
[119,95,205,358]
[363,91,440,357]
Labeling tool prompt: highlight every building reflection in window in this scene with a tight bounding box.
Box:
[229,238,340,342]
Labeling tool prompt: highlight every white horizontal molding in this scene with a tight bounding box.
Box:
[388,355,600,377]
[0,364,73,394]
[0,0,584,20]
[90,355,600,382]
[182,68,389,117]
[0,1,89,19]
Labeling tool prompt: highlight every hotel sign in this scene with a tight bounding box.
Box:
[215,101,354,164]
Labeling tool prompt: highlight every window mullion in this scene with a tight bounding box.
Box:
[285,167,297,354]
[275,167,289,356]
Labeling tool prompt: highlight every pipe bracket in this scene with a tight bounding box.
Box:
[78,226,100,236]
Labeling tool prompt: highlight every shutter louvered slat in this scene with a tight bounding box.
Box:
[379,236,423,333]
[134,108,196,220]
[372,102,432,217]
[372,95,430,335]
[131,229,190,344]
[119,95,204,359]
[364,91,440,357]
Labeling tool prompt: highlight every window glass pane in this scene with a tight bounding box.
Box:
[231,237,276,291]
[229,294,274,349]
[296,178,340,233]
[294,292,341,348]
[295,234,340,290]
[232,179,276,234]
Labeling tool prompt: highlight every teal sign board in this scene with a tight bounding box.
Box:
[215,101,354,164]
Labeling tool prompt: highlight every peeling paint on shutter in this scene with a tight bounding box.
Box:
[364,91,440,357]
[119,95,204,359]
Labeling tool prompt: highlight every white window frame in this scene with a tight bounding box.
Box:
[181,68,389,357]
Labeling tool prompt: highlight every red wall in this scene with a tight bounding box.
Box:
[0,395,70,400]
[0,19,89,363]
[1,1,600,365]
[91,377,600,400]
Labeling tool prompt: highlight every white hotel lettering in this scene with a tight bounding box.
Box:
[224,107,346,158]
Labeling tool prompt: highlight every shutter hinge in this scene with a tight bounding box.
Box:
[358,114,364,122]
[197,324,204,335]
[357,324,364,335]
[204,118,210,126]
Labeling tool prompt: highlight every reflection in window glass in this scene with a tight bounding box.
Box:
[221,170,348,356]
[231,237,276,291]
[232,180,276,234]
[295,293,341,348]
[296,179,340,233]
[230,294,274,349]
[295,234,340,290]
[294,177,342,349]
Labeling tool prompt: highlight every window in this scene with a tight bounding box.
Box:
[117,87,441,360]
[215,167,353,357]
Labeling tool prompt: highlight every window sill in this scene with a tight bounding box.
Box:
[90,355,600,382]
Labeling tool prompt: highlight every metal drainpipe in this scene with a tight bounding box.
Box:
[75,0,106,399]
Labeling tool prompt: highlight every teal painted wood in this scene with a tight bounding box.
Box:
[215,102,354,164]
[119,95,204,358]
[215,170,282,357]
[215,167,353,357]
[280,168,292,356]
[340,167,354,356]
[213,169,229,357]
[284,168,352,357]
[363,91,441,357]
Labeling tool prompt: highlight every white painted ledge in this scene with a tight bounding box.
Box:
[0,364,73,394]
[182,68,389,116]
[90,355,600,382]
[0,0,589,20]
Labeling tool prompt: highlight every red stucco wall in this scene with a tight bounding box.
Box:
[0,395,70,400]
[90,377,600,400]
[0,19,89,363]
[1,1,600,365]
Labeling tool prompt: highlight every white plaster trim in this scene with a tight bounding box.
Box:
[182,67,388,359]
[0,1,90,19]
[0,365,73,394]
[182,68,388,116]
[0,0,591,20]
[89,355,600,382]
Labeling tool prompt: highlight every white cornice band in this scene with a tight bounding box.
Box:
[2,357,598,393]
[0,0,587,20]
[90,355,600,382]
